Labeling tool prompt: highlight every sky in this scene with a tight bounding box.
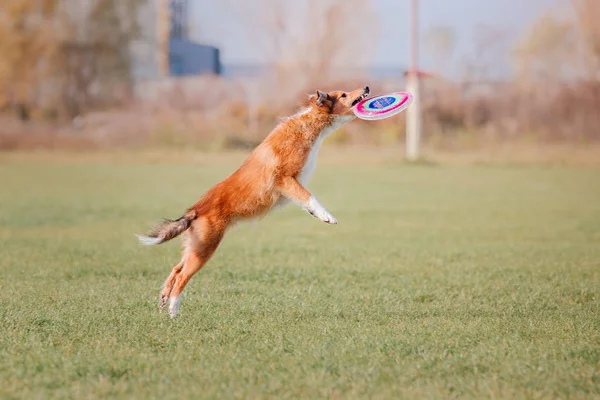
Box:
[188,0,560,76]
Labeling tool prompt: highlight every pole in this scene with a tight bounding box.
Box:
[158,0,171,77]
[406,0,421,161]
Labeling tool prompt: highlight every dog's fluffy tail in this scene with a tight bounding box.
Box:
[136,212,196,246]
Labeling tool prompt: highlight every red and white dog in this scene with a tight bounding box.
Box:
[137,86,370,317]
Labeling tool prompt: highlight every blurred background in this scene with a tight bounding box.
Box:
[0,0,598,161]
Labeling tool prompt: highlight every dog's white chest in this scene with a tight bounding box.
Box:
[297,116,351,186]
[297,136,323,186]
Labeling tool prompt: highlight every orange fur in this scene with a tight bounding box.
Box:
[138,86,370,317]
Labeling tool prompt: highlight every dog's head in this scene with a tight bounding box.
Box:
[308,86,370,116]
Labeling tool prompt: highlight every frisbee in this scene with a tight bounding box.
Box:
[353,92,413,121]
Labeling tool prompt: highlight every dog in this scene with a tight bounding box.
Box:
[137,86,370,317]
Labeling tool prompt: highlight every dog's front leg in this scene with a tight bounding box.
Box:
[275,177,337,225]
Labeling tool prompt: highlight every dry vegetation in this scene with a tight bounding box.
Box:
[0,0,142,118]
[0,0,599,163]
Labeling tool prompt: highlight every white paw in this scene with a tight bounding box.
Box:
[314,208,337,224]
[306,196,338,225]
[168,295,181,318]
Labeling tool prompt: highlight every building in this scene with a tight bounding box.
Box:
[131,0,221,80]
[169,39,220,77]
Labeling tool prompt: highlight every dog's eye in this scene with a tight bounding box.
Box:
[341,93,347,98]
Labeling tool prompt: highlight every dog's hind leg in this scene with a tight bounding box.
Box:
[167,219,225,318]
[159,259,184,310]
[159,235,192,309]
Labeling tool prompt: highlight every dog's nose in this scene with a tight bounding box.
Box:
[364,86,370,93]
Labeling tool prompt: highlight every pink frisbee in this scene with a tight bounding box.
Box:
[353,92,413,121]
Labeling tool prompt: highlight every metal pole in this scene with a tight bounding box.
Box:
[406,0,421,161]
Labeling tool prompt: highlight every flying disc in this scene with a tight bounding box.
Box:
[353,92,413,121]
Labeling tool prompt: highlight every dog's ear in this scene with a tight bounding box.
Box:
[316,90,329,106]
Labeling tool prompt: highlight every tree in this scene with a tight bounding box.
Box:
[0,0,59,119]
[513,12,576,82]
[57,0,143,115]
[569,0,600,80]
[0,0,143,119]
[423,25,456,75]
[514,2,600,83]
[461,25,512,83]
[226,0,378,96]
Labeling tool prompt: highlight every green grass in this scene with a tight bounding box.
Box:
[0,156,599,399]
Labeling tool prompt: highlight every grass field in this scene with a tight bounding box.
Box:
[1,153,599,399]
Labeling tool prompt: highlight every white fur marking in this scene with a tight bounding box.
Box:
[297,115,354,187]
[305,195,337,224]
[135,234,162,246]
[168,295,181,318]
[298,135,324,186]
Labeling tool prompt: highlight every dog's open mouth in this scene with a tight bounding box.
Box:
[352,90,370,107]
